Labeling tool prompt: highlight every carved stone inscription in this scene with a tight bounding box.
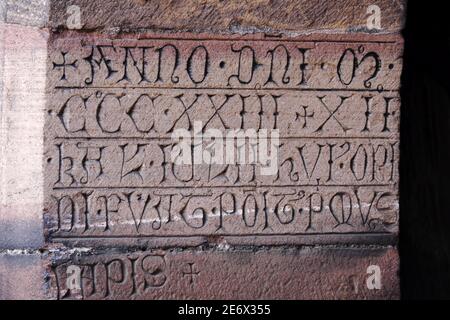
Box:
[45,33,402,244]
[49,247,400,300]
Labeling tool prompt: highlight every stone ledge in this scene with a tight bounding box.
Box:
[47,0,406,34]
[47,246,399,300]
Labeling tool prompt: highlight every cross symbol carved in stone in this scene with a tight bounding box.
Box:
[53,51,78,81]
[295,105,314,129]
[182,262,200,285]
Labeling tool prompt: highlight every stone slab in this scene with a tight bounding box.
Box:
[0,23,47,249]
[0,1,405,300]
[44,32,401,247]
[47,0,405,34]
[47,246,399,300]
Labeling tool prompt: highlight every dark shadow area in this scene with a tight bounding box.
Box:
[400,1,450,299]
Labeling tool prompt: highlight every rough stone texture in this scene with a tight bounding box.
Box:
[0,23,47,249]
[1,0,49,27]
[0,0,405,299]
[48,247,399,300]
[0,1,5,23]
[47,0,405,34]
[0,252,46,299]
[44,32,401,249]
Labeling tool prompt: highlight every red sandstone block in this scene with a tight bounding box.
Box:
[44,32,401,247]
[48,247,399,300]
[47,0,405,34]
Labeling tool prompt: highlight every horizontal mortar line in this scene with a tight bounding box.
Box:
[74,37,399,44]
[53,86,399,92]
[52,184,395,190]
[51,231,394,240]
[53,136,398,140]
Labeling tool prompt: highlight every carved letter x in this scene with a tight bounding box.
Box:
[168,94,200,133]
[202,94,233,132]
[314,96,350,133]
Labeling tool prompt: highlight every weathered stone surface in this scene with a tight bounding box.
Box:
[48,246,399,300]
[0,2,5,23]
[44,32,401,247]
[47,185,398,248]
[0,23,47,249]
[1,0,49,27]
[0,1,405,300]
[47,33,403,90]
[47,0,405,34]
[0,252,46,299]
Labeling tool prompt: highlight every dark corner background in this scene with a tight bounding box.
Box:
[400,1,450,299]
